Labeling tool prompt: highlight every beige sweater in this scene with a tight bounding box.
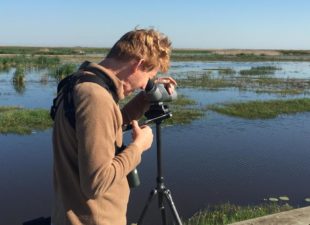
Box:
[52,62,149,225]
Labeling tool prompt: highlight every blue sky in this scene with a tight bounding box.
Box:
[0,0,309,49]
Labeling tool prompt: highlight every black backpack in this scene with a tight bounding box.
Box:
[50,61,118,129]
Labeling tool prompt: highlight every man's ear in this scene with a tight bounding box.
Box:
[133,59,144,72]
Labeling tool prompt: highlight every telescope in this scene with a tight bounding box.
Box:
[144,78,177,103]
[123,78,176,132]
[123,79,177,188]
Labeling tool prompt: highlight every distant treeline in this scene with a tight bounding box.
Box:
[0,46,110,55]
[1,46,310,62]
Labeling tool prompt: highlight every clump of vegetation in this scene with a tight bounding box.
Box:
[209,98,310,119]
[240,66,280,76]
[218,68,236,75]
[50,63,77,81]
[13,66,25,83]
[175,70,310,95]
[12,66,26,94]
[0,106,52,134]
[183,202,292,225]
[166,94,205,125]
[177,72,235,89]
[34,56,61,68]
[0,55,60,69]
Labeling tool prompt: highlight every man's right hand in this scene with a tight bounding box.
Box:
[131,120,153,153]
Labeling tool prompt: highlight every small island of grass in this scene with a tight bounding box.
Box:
[209,98,310,119]
[0,106,52,134]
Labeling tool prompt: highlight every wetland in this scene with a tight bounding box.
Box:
[1,48,310,224]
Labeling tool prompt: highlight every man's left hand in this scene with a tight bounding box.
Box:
[155,77,177,95]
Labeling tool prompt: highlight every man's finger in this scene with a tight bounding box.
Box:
[131,120,139,129]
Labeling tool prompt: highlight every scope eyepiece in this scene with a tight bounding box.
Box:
[145,79,155,92]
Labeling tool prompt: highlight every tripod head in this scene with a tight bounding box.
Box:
[143,78,176,124]
[144,102,172,123]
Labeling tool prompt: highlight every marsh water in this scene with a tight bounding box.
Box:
[1,61,310,224]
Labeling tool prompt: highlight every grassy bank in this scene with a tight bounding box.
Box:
[0,55,60,70]
[0,95,204,134]
[209,98,310,119]
[0,106,52,134]
[183,203,292,225]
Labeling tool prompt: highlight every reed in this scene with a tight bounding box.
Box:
[50,63,77,81]
[183,203,292,225]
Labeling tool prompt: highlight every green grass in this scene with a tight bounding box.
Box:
[183,203,293,225]
[13,66,25,84]
[175,70,310,95]
[240,66,280,76]
[209,98,310,119]
[0,95,204,135]
[49,63,77,81]
[0,46,109,55]
[0,106,52,134]
[164,94,205,125]
[0,55,60,69]
[177,72,235,89]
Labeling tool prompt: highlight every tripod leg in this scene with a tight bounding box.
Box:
[137,189,158,225]
[159,191,168,225]
[163,189,183,225]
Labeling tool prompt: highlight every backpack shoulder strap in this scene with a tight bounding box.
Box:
[50,68,118,129]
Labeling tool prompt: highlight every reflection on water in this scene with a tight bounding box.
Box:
[13,81,26,94]
[1,62,310,224]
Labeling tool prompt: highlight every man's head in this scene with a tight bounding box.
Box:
[106,28,171,73]
[104,28,172,96]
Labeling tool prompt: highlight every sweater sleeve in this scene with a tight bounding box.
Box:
[121,91,150,125]
[74,83,141,199]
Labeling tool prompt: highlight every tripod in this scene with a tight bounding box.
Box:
[137,103,183,225]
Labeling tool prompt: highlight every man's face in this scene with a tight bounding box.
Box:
[123,65,158,96]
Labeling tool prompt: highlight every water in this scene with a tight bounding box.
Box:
[1,61,310,224]
[170,61,310,79]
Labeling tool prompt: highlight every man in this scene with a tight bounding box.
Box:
[52,28,176,225]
